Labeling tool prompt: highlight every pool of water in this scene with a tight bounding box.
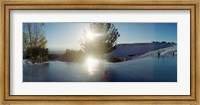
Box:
[23,55,177,82]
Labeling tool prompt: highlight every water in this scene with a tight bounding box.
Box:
[107,55,177,82]
[23,56,177,82]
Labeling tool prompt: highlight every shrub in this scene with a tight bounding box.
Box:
[106,57,123,63]
[60,49,86,62]
[48,54,60,60]
[25,47,49,63]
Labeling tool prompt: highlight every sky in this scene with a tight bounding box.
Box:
[23,23,177,51]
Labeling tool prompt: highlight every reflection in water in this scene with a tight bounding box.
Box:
[86,57,99,76]
[23,55,177,82]
[24,63,50,82]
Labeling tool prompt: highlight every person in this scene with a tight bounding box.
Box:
[158,52,161,58]
[172,52,175,56]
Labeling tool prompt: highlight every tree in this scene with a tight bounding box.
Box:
[23,23,47,48]
[80,23,120,58]
[23,32,29,58]
[23,23,48,63]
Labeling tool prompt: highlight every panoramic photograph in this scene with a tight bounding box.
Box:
[23,23,177,82]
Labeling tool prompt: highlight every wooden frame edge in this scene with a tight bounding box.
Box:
[190,3,196,101]
[195,0,200,104]
[5,3,10,102]
[1,0,199,104]
[0,0,5,105]
[2,0,199,5]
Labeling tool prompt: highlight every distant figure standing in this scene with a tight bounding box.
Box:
[157,52,161,58]
[172,52,175,56]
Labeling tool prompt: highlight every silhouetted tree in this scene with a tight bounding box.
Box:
[80,23,120,58]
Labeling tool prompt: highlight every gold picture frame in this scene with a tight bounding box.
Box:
[0,0,199,104]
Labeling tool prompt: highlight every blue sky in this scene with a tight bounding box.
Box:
[23,23,177,51]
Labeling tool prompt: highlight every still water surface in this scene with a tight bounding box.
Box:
[23,56,177,82]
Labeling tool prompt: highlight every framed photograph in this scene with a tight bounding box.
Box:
[0,0,199,104]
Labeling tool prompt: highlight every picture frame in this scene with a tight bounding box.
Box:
[0,0,199,104]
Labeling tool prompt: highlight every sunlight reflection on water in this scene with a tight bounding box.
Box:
[86,57,99,76]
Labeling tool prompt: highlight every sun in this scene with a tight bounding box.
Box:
[86,31,95,40]
[86,30,102,40]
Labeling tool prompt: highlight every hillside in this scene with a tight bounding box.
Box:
[105,42,176,60]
